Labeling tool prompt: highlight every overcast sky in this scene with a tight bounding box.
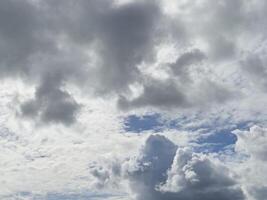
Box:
[1,0,267,199]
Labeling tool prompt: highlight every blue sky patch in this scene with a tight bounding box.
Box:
[196,131,237,153]
[123,113,180,133]
[124,114,163,133]
[196,122,252,152]
[123,113,253,153]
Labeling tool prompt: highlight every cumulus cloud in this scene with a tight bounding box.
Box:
[157,149,244,200]
[92,135,245,200]
[232,126,267,200]
[235,126,267,161]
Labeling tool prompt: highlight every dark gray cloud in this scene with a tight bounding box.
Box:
[118,79,189,110]
[248,186,267,200]
[172,49,206,69]
[241,54,267,91]
[118,77,237,111]
[170,49,206,82]
[21,72,80,125]
[0,0,166,124]
[0,0,84,124]
[0,0,54,77]
[126,135,178,200]
[198,80,238,104]
[40,0,162,94]
[0,0,264,124]
[93,1,161,93]
[0,0,253,124]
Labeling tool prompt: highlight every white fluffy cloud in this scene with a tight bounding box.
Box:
[89,128,267,200]
[91,135,245,200]
[233,126,267,200]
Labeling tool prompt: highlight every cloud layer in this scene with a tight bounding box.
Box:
[1,0,267,199]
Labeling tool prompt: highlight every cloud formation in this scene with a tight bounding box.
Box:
[21,72,80,125]
[233,126,267,200]
[1,0,267,199]
[92,135,245,200]
[0,0,256,124]
[89,127,267,200]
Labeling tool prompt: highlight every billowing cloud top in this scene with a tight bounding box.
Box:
[1,0,267,199]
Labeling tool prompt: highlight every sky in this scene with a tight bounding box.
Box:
[1,0,267,199]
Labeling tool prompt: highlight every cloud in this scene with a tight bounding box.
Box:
[170,49,206,82]
[233,126,267,200]
[118,77,238,110]
[241,54,267,92]
[0,0,167,124]
[20,72,80,125]
[234,126,267,161]
[94,135,245,200]
[0,0,50,77]
[92,0,162,93]
[157,149,244,200]
[118,79,190,110]
[1,0,267,199]
[0,0,250,123]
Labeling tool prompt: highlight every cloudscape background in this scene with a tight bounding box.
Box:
[1,0,267,199]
